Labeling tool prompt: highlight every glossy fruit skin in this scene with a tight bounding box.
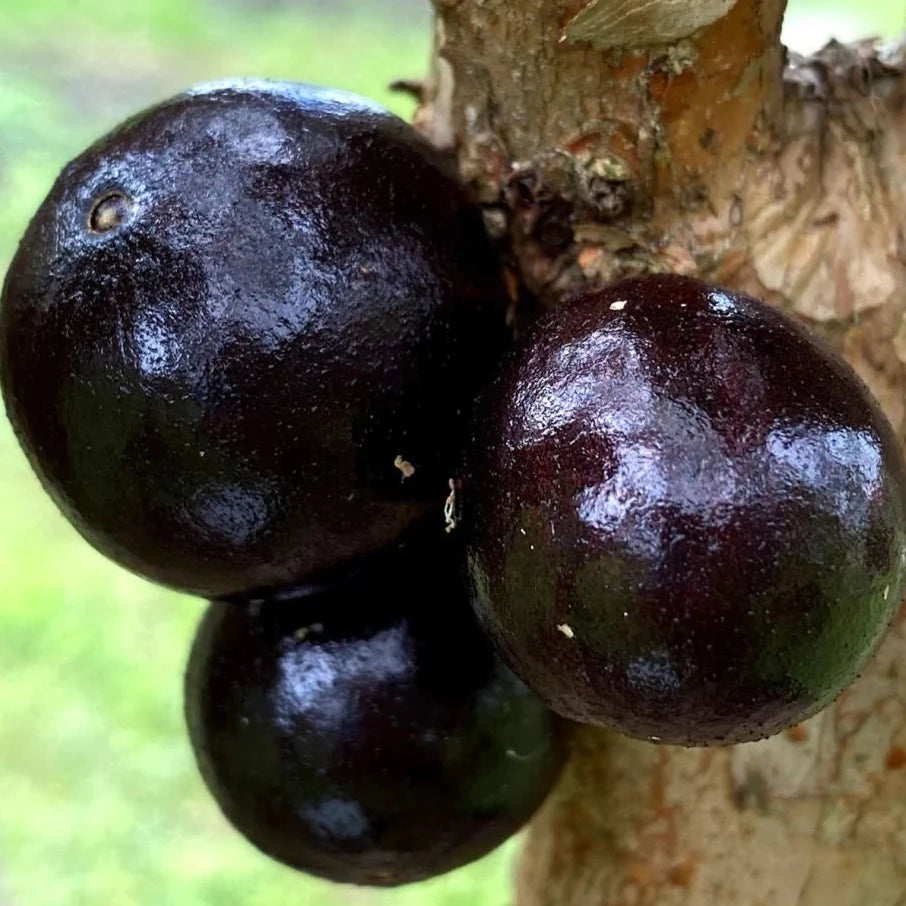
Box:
[466,275,906,746]
[0,80,507,598]
[184,538,568,886]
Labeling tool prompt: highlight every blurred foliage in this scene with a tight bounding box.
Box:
[0,1,902,905]
[783,0,904,50]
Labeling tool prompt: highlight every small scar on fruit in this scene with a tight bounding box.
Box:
[444,479,461,533]
[557,624,575,639]
[609,299,628,311]
[393,455,416,481]
[87,191,132,233]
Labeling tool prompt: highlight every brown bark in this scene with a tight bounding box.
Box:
[420,1,906,903]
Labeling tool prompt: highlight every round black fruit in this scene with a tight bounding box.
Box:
[0,80,507,598]
[184,539,567,886]
[466,274,906,746]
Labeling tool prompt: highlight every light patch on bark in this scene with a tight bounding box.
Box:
[563,0,739,49]
[416,17,455,150]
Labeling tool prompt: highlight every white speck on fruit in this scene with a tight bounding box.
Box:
[884,584,891,600]
[519,527,527,536]
[444,479,460,533]
[557,623,575,639]
[610,299,628,311]
[393,455,416,480]
[506,748,533,761]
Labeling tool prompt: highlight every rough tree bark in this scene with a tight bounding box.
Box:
[417,1,906,903]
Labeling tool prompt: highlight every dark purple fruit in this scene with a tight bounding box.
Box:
[184,539,567,886]
[466,274,906,746]
[0,80,506,598]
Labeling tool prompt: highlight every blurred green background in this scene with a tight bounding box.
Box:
[0,1,901,905]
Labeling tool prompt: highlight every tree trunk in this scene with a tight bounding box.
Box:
[418,2,906,903]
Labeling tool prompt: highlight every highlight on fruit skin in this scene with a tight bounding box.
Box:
[184,538,568,887]
[465,274,906,747]
[0,79,507,600]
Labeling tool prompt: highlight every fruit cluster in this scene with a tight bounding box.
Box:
[2,80,905,886]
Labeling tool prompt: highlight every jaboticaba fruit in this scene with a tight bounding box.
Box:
[0,80,507,598]
[465,274,906,746]
[184,538,567,886]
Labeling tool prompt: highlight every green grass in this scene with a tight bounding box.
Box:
[0,1,903,905]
